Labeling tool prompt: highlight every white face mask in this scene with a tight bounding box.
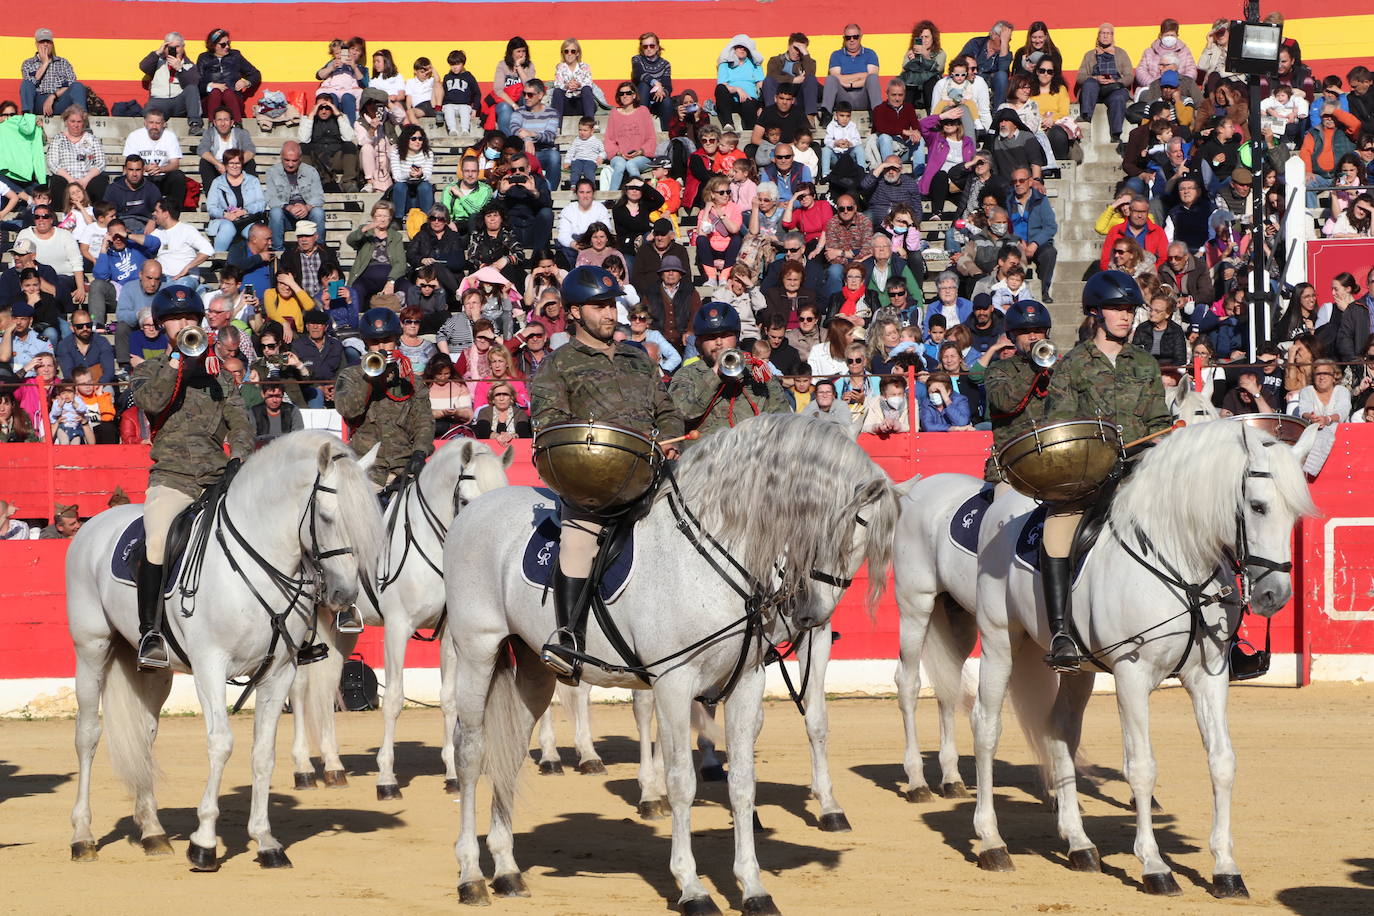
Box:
[884,395,904,409]
[929,390,945,407]
[1161,35,1179,49]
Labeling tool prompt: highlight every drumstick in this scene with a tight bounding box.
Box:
[657,430,701,448]
[1122,420,1185,452]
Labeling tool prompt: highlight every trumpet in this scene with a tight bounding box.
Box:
[717,348,745,379]
[1030,339,1058,369]
[361,351,390,378]
[175,326,208,359]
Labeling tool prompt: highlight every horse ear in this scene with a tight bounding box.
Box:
[501,445,516,469]
[356,443,381,474]
[1289,422,1320,463]
[456,439,475,464]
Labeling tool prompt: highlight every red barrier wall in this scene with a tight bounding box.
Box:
[4,427,1374,681]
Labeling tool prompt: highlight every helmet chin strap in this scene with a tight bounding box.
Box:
[1096,310,1130,344]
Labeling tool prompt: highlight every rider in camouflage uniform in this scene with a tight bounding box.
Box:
[130,286,253,670]
[1039,270,1171,672]
[529,266,685,683]
[983,300,1054,491]
[669,302,791,438]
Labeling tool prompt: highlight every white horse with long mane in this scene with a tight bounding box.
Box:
[971,420,1315,895]
[443,413,900,914]
[64,431,384,869]
[287,439,513,797]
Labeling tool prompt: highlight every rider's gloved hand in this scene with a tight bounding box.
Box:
[405,450,427,476]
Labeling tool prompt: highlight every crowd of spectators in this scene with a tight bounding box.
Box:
[3,13,1374,532]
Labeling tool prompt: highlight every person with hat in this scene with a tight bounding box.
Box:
[290,308,345,406]
[333,306,434,491]
[640,254,700,350]
[990,109,1047,182]
[129,286,253,669]
[669,301,790,438]
[299,93,362,193]
[20,28,89,116]
[1,276,58,372]
[1035,270,1170,672]
[279,219,342,304]
[630,218,691,291]
[528,265,685,683]
[39,503,82,539]
[980,299,1054,493]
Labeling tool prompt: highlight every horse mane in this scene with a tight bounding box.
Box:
[1111,421,1314,574]
[246,431,386,583]
[669,413,900,609]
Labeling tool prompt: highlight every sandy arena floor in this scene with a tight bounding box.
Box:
[2,683,1371,915]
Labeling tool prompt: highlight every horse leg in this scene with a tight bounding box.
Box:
[930,596,978,796]
[726,665,777,913]
[569,683,604,774]
[896,587,936,802]
[1048,671,1099,871]
[288,657,318,789]
[247,664,296,867]
[376,618,412,798]
[1115,670,1178,894]
[453,639,501,905]
[803,626,848,832]
[487,639,554,897]
[439,633,461,793]
[535,705,562,774]
[1182,667,1247,898]
[315,622,358,787]
[657,680,717,913]
[188,667,233,871]
[972,622,1019,872]
[70,635,113,861]
[633,689,668,819]
[129,659,174,853]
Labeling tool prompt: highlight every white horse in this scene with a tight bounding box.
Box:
[65,431,383,869]
[444,413,899,913]
[971,421,1315,895]
[533,682,605,775]
[289,439,513,798]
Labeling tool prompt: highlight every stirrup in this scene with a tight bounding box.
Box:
[1044,633,1082,673]
[297,642,329,665]
[335,606,364,634]
[137,633,170,671]
[1228,642,1270,681]
[540,631,582,686]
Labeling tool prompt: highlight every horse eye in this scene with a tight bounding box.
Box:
[1249,500,1267,516]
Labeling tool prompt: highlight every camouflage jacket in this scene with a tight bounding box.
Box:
[529,338,683,440]
[983,352,1052,482]
[1045,340,1171,444]
[668,357,792,440]
[334,364,434,485]
[131,355,254,498]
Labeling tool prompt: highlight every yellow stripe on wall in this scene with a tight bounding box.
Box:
[0,17,1365,85]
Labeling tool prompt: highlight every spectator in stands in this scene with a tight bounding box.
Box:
[640,254,698,349]
[495,150,554,251]
[20,28,88,116]
[141,33,203,135]
[1346,66,1374,133]
[466,204,523,286]
[204,149,265,253]
[1100,195,1168,270]
[15,205,86,311]
[492,37,536,135]
[1301,103,1363,207]
[799,377,849,428]
[127,305,167,368]
[355,88,396,194]
[1334,267,1374,369]
[631,32,673,130]
[806,315,853,377]
[366,49,408,125]
[695,177,744,284]
[1002,72,1056,164]
[631,218,690,291]
[0,385,37,442]
[263,269,316,341]
[1161,176,1213,253]
[90,219,157,324]
[506,319,553,375]
[901,21,946,114]
[55,309,115,382]
[1005,166,1057,302]
[918,108,976,216]
[552,39,598,120]
[931,60,990,138]
[389,124,436,218]
[0,500,32,538]
[250,380,303,444]
[1012,21,1062,77]
[1159,241,1215,306]
[571,222,619,269]
[511,79,561,188]
[113,261,163,368]
[1327,192,1374,239]
[279,221,340,306]
[1132,294,1187,365]
[556,179,612,268]
[959,21,1014,109]
[291,308,345,405]
[197,29,260,124]
[990,111,1046,182]
[1135,19,1197,89]
[471,344,528,410]
[404,264,451,333]
[605,81,657,191]
[871,80,922,164]
[1214,164,1253,217]
[1262,45,1317,100]
[919,371,972,431]
[610,178,664,256]
[266,141,327,250]
[1,298,54,374]
[826,262,878,326]
[315,38,367,126]
[762,257,820,327]
[204,265,257,329]
[823,24,881,117]
[435,49,480,136]
[443,156,494,232]
[472,379,532,442]
[123,109,189,214]
[820,194,873,297]
[860,374,912,434]
[1196,20,1235,89]
[425,354,473,436]
[299,94,360,193]
[859,232,919,309]
[715,36,764,131]
[225,223,272,299]
[1292,357,1351,426]
[13,349,57,431]
[197,107,257,190]
[778,181,829,256]
[391,306,436,376]
[1221,367,1284,416]
[924,270,970,336]
[38,503,82,539]
[103,157,157,235]
[760,143,813,203]
[45,107,107,209]
[763,34,819,119]
[1076,24,1133,143]
[407,207,465,294]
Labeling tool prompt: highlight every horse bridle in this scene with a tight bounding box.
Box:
[1224,439,1294,604]
[379,466,477,588]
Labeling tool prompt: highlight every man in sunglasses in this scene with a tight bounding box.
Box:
[55,309,115,381]
[495,149,554,249]
[821,193,874,297]
[822,23,881,122]
[630,218,690,292]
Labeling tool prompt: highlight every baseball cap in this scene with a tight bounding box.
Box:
[1160,71,1180,88]
[303,308,329,325]
[294,220,318,236]
[11,238,36,256]
[35,28,54,42]
[11,303,35,317]
[647,156,670,170]
[651,218,674,235]
[972,292,995,310]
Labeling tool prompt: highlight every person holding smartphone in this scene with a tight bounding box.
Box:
[139,32,203,135]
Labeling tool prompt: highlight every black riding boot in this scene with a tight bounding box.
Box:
[540,569,589,687]
[1040,552,1081,673]
[136,561,170,671]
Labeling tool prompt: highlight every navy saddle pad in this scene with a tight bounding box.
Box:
[521,489,635,602]
[110,516,187,597]
[948,488,995,555]
[1013,505,1090,583]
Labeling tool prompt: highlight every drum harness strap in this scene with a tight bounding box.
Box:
[989,365,1051,422]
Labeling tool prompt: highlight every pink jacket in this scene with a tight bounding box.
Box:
[604,107,657,159]
[1135,39,1198,86]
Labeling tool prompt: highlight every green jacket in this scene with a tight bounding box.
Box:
[334,364,434,485]
[668,356,791,440]
[131,355,254,498]
[345,225,408,285]
[443,181,494,225]
[0,114,47,185]
[983,351,1052,482]
[529,337,683,440]
[1044,340,1171,444]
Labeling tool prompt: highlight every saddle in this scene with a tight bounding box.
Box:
[521,488,637,603]
[1012,474,1120,584]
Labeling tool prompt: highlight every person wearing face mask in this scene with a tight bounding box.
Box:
[1135,19,1198,89]
[860,375,912,433]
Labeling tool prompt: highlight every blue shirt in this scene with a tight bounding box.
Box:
[55,333,117,382]
[9,330,53,376]
[116,282,159,325]
[828,47,879,77]
[717,59,764,97]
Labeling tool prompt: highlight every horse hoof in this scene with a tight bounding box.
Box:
[576,758,606,775]
[255,848,293,869]
[681,896,722,916]
[818,812,851,833]
[142,835,174,856]
[321,769,348,788]
[742,894,781,916]
[904,786,936,803]
[293,771,317,790]
[458,880,491,906]
[444,778,461,795]
[1143,872,1182,896]
[70,841,98,862]
[639,799,666,820]
[1067,846,1101,873]
[186,842,219,872]
[977,847,1015,872]
[376,783,402,801]
[942,781,970,798]
[537,760,563,776]
[491,873,529,897]
[701,763,727,782]
[1211,874,1249,899]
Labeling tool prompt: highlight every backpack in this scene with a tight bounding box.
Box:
[85,90,109,117]
[827,152,866,203]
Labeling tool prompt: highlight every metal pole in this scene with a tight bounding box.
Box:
[1245,0,1267,359]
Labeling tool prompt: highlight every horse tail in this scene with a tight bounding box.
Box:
[482,640,537,819]
[102,641,162,802]
[1006,639,1059,798]
[691,700,725,749]
[924,594,979,715]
